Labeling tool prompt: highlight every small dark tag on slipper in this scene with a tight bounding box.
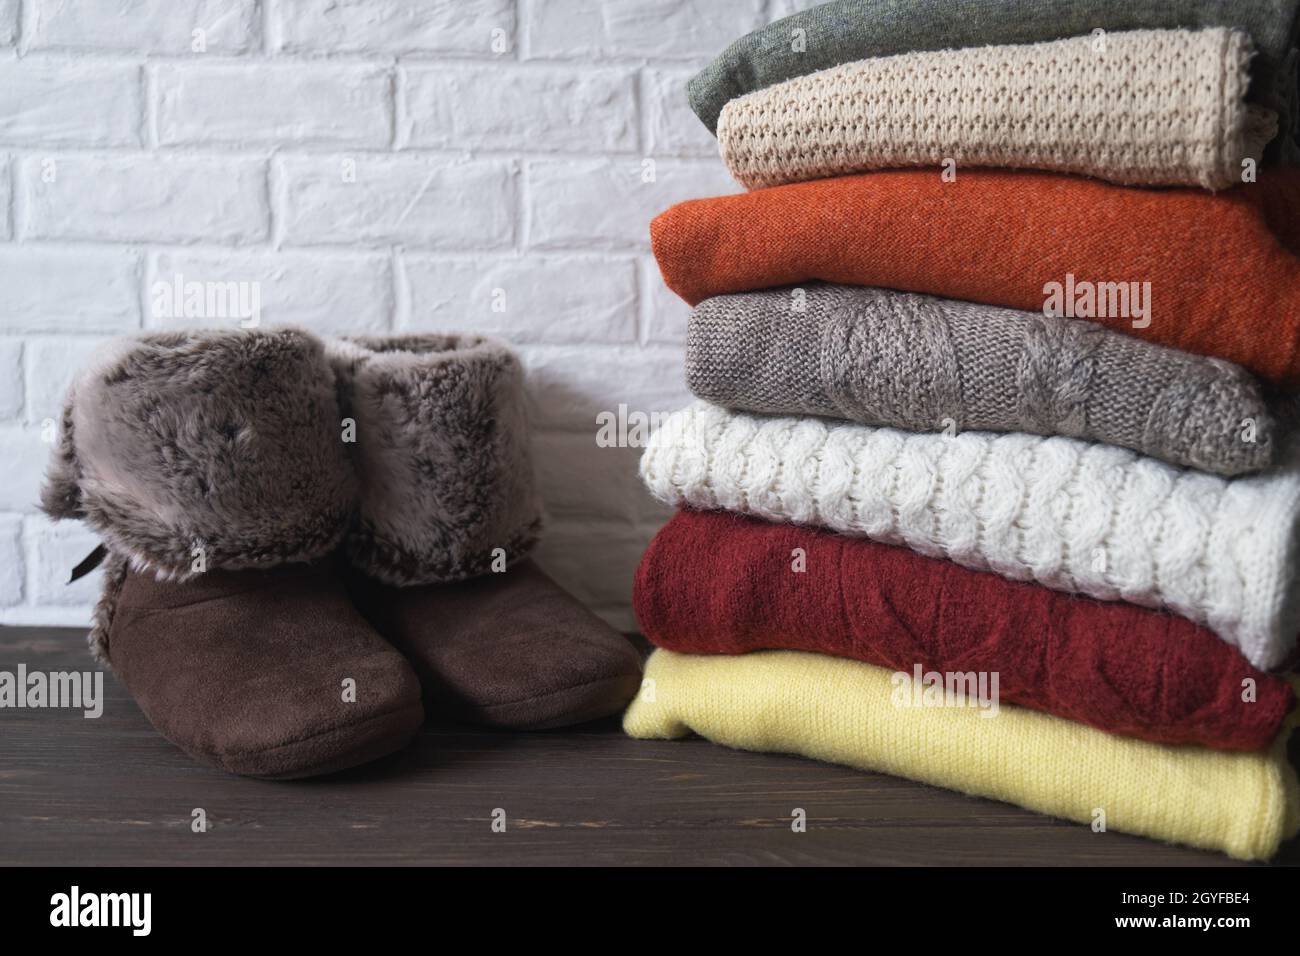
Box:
[69,544,108,583]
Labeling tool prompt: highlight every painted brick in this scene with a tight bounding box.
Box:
[0,0,17,46]
[643,66,718,157]
[279,155,516,248]
[0,513,21,606]
[402,255,636,344]
[532,431,644,525]
[157,63,392,147]
[0,0,795,630]
[0,155,9,239]
[402,65,636,152]
[274,0,515,56]
[518,344,690,432]
[28,515,103,608]
[24,337,114,428]
[768,0,821,19]
[0,340,21,420]
[28,0,262,54]
[0,248,142,334]
[0,424,50,512]
[526,157,736,248]
[149,251,393,334]
[524,0,765,60]
[0,61,142,147]
[531,519,653,610]
[18,155,268,244]
[642,256,692,344]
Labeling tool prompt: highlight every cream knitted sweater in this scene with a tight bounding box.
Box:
[717,27,1277,190]
[640,401,1300,671]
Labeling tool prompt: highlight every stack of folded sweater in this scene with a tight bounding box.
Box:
[625,0,1300,861]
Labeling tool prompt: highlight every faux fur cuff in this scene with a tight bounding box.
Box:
[329,334,544,587]
[86,552,129,665]
[40,328,356,580]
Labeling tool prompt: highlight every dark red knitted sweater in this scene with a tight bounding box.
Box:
[633,509,1294,751]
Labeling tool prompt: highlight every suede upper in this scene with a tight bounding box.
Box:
[349,559,642,729]
[110,561,423,779]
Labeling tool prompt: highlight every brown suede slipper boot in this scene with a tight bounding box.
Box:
[349,560,643,729]
[109,561,422,779]
[40,329,423,778]
[330,334,643,730]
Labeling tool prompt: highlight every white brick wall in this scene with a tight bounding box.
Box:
[0,0,814,633]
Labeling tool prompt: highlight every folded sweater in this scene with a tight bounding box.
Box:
[718,28,1274,191]
[651,168,1300,389]
[635,509,1294,750]
[624,649,1300,860]
[688,0,1300,164]
[688,285,1274,476]
[641,401,1300,672]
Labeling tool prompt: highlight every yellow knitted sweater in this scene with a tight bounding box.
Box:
[624,649,1300,860]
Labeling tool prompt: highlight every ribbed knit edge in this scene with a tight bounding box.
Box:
[649,205,700,306]
[1239,463,1300,670]
[1219,29,1279,188]
[1246,677,1300,858]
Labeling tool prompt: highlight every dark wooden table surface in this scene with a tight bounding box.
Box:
[2,626,1294,866]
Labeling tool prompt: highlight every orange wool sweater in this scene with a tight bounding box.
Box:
[651,169,1300,388]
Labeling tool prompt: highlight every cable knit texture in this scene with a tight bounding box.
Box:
[640,401,1300,672]
[718,28,1274,191]
[688,284,1274,476]
[652,168,1300,389]
[634,509,1294,751]
[688,0,1300,165]
[624,649,1300,861]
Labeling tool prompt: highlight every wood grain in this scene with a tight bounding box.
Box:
[1,626,1293,866]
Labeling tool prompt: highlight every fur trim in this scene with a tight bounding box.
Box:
[39,328,356,579]
[87,552,129,665]
[40,401,84,520]
[329,334,544,586]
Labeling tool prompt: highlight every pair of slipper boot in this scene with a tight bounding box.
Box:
[41,329,643,778]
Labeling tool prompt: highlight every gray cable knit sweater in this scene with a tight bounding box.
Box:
[686,285,1274,476]
[688,0,1300,163]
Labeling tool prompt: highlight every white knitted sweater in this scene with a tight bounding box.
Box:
[641,401,1300,671]
[717,27,1277,191]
